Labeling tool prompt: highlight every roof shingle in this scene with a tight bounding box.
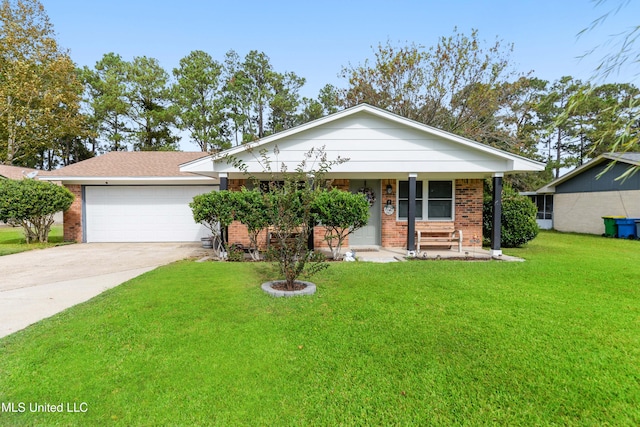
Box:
[0,165,39,180]
[44,151,210,177]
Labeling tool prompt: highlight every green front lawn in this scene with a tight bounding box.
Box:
[0,232,638,425]
[0,225,65,256]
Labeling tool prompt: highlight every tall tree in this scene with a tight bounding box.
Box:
[585,83,640,159]
[340,29,517,141]
[539,76,586,177]
[298,84,341,123]
[269,70,305,133]
[127,56,178,151]
[222,50,249,145]
[80,53,131,152]
[568,0,639,179]
[497,77,549,159]
[172,50,229,152]
[224,50,305,143]
[0,0,86,166]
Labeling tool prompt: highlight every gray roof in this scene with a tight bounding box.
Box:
[537,152,640,193]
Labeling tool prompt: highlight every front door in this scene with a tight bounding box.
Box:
[349,180,381,246]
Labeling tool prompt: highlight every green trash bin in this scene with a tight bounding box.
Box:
[602,216,625,237]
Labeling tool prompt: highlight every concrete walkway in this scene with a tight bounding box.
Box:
[352,246,524,262]
[0,243,207,338]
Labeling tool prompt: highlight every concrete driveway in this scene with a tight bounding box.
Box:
[0,243,208,338]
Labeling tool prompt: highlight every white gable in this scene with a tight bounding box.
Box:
[180,104,544,178]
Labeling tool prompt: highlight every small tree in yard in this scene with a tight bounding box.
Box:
[313,188,370,259]
[228,145,347,291]
[232,188,269,260]
[190,190,235,258]
[0,179,74,243]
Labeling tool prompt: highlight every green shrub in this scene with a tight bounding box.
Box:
[0,179,74,243]
[312,189,370,259]
[483,188,539,248]
[231,188,269,260]
[190,190,235,258]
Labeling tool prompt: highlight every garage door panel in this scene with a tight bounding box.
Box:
[85,186,214,242]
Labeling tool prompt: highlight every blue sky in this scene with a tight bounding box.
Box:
[42,0,638,150]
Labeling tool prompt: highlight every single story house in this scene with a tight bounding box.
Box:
[41,104,544,255]
[536,152,640,235]
[181,104,544,255]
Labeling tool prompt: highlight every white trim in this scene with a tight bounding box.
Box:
[38,176,216,185]
[490,249,503,257]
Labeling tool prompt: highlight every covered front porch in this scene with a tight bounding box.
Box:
[220,174,504,257]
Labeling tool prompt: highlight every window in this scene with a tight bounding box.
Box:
[428,181,453,219]
[398,181,423,219]
[398,180,453,220]
[529,195,553,220]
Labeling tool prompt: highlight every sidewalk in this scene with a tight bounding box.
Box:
[350,247,524,262]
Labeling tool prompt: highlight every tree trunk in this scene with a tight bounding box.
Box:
[555,129,562,178]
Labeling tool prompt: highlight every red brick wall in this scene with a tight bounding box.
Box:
[227,179,251,247]
[454,179,483,246]
[381,179,408,247]
[63,185,83,242]
[226,178,343,250]
[380,178,483,248]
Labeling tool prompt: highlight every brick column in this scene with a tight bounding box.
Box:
[454,179,484,247]
[63,185,83,242]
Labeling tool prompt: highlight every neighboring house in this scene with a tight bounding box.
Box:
[40,151,214,242]
[0,164,39,180]
[536,153,640,235]
[181,104,545,255]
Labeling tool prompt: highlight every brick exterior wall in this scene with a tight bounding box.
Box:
[227,179,251,247]
[224,177,484,250]
[381,179,407,247]
[454,179,483,246]
[63,184,83,242]
[380,178,483,248]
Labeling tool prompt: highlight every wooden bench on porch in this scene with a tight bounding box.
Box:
[416,224,463,253]
[266,226,305,250]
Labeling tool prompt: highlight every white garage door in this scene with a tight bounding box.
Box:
[85,186,215,242]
